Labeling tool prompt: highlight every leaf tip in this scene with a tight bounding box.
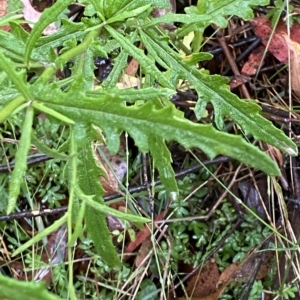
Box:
[283,145,298,156]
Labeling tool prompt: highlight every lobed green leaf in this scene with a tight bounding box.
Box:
[36,19,86,54]
[92,0,169,19]
[107,4,151,24]
[25,0,73,65]
[0,51,32,100]
[178,0,270,37]
[105,25,173,89]
[195,0,270,27]
[73,123,122,267]
[34,86,281,176]
[101,51,129,89]
[140,29,297,156]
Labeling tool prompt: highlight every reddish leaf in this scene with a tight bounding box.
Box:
[135,237,152,268]
[186,260,220,298]
[241,45,266,76]
[250,16,300,63]
[125,211,166,256]
[250,16,288,63]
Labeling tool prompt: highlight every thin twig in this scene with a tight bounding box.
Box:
[212,25,251,99]
[0,156,234,221]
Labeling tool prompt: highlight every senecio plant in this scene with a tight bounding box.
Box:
[0,0,297,299]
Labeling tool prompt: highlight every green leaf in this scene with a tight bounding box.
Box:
[35,19,86,57]
[35,86,281,176]
[178,0,270,37]
[87,87,176,102]
[101,50,129,89]
[105,25,173,89]
[8,105,34,214]
[143,12,212,27]
[195,0,270,27]
[139,29,297,156]
[73,123,122,268]
[10,22,29,44]
[0,274,64,300]
[32,101,75,125]
[107,4,151,24]
[149,134,178,194]
[31,133,70,160]
[102,30,137,88]
[91,0,170,19]
[0,51,32,100]
[186,0,269,27]
[0,29,27,62]
[0,11,22,26]
[68,200,86,246]
[25,0,73,65]
[0,95,25,123]
[0,26,54,63]
[136,279,158,300]
[70,47,95,90]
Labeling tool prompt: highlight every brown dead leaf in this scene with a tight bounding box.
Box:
[173,264,234,300]
[9,261,32,280]
[229,75,251,89]
[241,45,265,76]
[178,263,237,300]
[217,263,239,288]
[171,249,273,300]
[282,34,300,97]
[135,237,152,268]
[250,16,300,63]
[250,16,288,63]
[185,260,220,298]
[124,210,166,257]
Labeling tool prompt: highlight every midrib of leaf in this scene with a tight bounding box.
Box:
[140,29,297,156]
[39,92,280,176]
[87,87,176,102]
